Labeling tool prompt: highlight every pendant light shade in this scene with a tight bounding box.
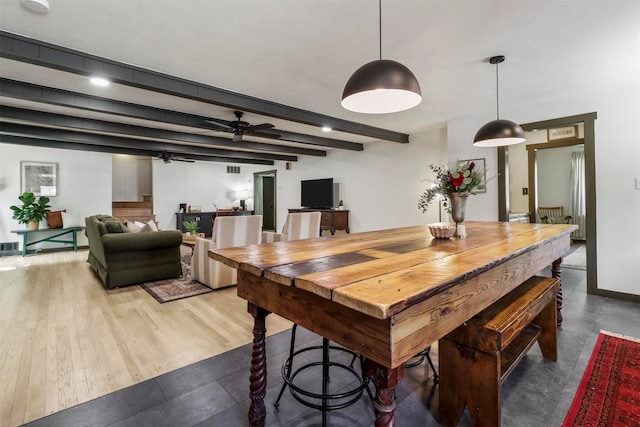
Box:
[341,0,421,114]
[473,55,525,147]
[341,59,422,114]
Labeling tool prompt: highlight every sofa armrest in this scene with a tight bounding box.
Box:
[102,230,182,252]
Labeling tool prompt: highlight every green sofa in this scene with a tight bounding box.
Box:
[85,215,183,289]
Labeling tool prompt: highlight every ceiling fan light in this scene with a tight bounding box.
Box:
[473,119,526,147]
[341,59,422,114]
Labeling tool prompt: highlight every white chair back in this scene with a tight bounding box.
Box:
[283,212,322,241]
[192,215,263,289]
[213,215,263,248]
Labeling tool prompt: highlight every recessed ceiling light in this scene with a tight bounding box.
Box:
[90,77,110,87]
[21,0,49,13]
[321,126,332,132]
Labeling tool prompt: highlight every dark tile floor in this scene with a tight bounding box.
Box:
[24,265,640,427]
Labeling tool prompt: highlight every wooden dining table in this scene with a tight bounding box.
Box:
[210,221,576,427]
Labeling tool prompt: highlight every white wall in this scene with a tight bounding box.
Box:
[537,145,584,221]
[262,127,448,233]
[112,154,152,201]
[447,82,640,296]
[0,144,112,251]
[152,161,266,230]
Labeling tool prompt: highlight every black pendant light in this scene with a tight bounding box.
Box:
[341,0,421,114]
[473,55,526,147]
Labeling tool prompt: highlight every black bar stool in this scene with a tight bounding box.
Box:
[274,324,373,427]
[404,345,439,383]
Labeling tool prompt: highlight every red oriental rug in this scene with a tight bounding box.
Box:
[140,247,213,303]
[563,331,640,427]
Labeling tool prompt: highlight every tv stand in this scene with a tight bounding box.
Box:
[288,208,349,236]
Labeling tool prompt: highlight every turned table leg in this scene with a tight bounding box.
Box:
[552,258,563,329]
[247,303,271,427]
[364,359,404,427]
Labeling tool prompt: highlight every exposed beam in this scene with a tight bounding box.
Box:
[0,122,297,162]
[0,30,409,143]
[0,105,325,157]
[0,134,274,165]
[0,78,346,153]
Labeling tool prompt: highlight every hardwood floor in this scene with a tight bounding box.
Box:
[0,250,293,427]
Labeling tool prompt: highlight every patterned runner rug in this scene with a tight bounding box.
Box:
[562,331,640,426]
[140,247,213,303]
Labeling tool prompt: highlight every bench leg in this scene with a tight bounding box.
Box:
[552,258,563,329]
[535,298,558,361]
[439,339,501,427]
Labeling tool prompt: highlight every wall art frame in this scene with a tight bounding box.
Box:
[547,125,577,141]
[21,161,58,197]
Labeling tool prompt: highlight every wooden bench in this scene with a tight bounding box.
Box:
[438,276,559,427]
[11,227,85,256]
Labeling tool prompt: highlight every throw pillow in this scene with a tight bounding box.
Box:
[147,220,159,231]
[105,220,127,233]
[61,212,85,228]
[46,210,65,229]
[126,221,141,233]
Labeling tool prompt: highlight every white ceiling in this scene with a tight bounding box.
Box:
[1,0,639,154]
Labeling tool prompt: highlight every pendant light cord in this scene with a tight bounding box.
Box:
[495,61,500,119]
[378,0,382,60]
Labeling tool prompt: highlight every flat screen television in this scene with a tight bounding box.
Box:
[301,178,334,209]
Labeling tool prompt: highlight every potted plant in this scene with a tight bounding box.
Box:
[182,220,198,235]
[10,191,51,230]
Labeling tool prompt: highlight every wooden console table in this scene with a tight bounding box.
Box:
[210,221,576,426]
[11,227,85,256]
[288,208,349,235]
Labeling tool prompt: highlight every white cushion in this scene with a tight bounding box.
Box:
[132,221,152,232]
[147,220,159,231]
[61,212,84,228]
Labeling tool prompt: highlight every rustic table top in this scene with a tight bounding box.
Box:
[210,221,576,320]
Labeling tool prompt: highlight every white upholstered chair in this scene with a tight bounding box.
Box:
[262,211,322,243]
[191,215,263,289]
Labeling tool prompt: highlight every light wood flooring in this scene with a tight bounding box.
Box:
[0,250,293,427]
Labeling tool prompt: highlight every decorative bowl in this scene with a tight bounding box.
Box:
[428,223,457,239]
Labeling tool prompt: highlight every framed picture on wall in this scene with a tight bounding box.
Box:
[21,161,58,197]
[458,158,486,193]
[547,125,577,141]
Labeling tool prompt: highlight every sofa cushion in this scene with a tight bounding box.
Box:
[105,220,128,233]
[46,210,65,229]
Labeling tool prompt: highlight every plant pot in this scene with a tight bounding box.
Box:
[26,220,40,230]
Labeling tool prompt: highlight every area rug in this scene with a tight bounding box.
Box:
[562,244,586,270]
[562,331,640,426]
[140,247,213,303]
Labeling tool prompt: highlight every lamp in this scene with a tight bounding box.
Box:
[341,0,421,114]
[473,55,526,147]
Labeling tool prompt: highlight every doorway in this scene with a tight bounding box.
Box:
[253,170,277,231]
[498,112,598,294]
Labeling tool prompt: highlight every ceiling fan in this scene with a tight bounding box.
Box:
[205,111,281,142]
[157,152,195,164]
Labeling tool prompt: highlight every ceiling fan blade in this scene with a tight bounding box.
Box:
[205,119,233,130]
[248,123,275,132]
[175,158,196,163]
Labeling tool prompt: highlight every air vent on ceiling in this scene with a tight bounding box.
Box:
[227,166,240,174]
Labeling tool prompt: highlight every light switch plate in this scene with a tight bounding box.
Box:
[636,177,640,190]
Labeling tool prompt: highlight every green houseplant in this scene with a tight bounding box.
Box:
[182,220,198,235]
[10,191,51,230]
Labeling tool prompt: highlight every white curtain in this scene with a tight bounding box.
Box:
[570,151,586,240]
